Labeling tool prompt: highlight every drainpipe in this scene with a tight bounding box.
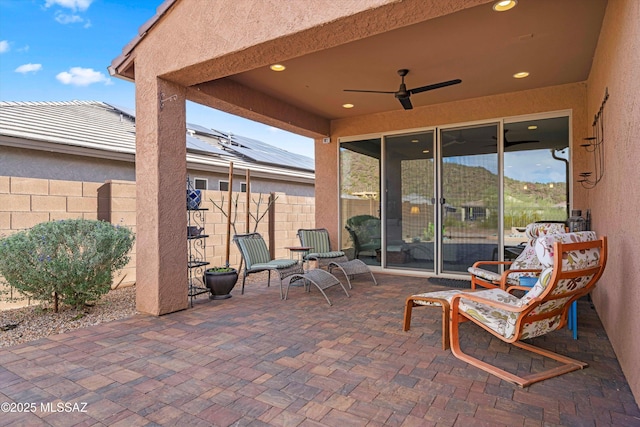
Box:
[551,149,569,219]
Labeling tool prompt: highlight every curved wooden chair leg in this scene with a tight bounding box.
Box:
[450,312,587,388]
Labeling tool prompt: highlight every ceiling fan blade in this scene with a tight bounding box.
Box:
[492,130,540,146]
[398,97,413,110]
[343,89,396,94]
[409,79,462,95]
[506,139,540,146]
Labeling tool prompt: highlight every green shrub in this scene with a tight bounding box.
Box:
[0,219,135,311]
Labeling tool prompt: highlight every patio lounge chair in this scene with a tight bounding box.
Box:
[297,228,377,288]
[297,228,348,268]
[468,222,566,290]
[345,215,381,260]
[404,231,607,386]
[233,232,303,299]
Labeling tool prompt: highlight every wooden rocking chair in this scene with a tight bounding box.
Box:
[450,231,607,387]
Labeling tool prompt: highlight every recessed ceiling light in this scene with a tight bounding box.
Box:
[422,150,430,154]
[528,125,538,130]
[493,0,517,12]
[270,64,286,71]
[513,71,529,79]
[411,139,419,143]
[342,103,354,109]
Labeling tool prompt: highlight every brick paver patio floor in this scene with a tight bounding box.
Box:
[1,273,638,426]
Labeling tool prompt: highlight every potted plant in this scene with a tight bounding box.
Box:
[203,162,239,299]
[204,266,238,300]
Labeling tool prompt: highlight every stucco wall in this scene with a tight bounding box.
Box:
[189,171,314,197]
[0,146,135,183]
[585,0,640,405]
[318,82,589,242]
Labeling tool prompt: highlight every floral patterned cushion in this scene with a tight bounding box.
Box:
[410,289,465,306]
[454,289,522,338]
[453,279,565,340]
[509,222,567,274]
[535,231,599,268]
[508,244,540,277]
[525,222,566,241]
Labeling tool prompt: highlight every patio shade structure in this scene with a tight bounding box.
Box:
[108,0,640,405]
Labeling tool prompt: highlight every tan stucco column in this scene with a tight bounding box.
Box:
[135,77,188,315]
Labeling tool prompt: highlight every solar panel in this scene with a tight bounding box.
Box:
[104,103,136,119]
[186,123,227,138]
[223,134,314,171]
[186,134,228,156]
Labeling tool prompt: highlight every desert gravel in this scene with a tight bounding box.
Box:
[0,286,137,348]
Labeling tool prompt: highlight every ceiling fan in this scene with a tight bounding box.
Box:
[343,69,462,110]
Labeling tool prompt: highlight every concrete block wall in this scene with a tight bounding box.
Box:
[0,176,99,233]
[98,180,137,287]
[199,190,315,269]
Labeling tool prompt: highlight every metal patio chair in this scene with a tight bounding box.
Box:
[233,232,303,299]
[298,228,377,288]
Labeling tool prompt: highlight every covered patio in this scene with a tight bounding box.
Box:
[106,0,640,406]
[1,274,638,426]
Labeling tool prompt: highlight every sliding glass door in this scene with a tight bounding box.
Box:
[340,138,381,266]
[384,131,435,271]
[338,113,570,278]
[440,124,499,273]
[502,116,570,249]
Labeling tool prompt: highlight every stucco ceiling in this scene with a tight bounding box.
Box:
[227,0,607,121]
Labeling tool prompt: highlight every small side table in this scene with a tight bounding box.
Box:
[285,246,313,270]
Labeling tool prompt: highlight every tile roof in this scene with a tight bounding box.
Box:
[0,100,314,182]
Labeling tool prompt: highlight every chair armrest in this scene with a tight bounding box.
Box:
[471,260,513,268]
[497,268,541,289]
[505,285,531,293]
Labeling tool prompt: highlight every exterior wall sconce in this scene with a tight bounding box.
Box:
[410,206,420,214]
[579,88,609,189]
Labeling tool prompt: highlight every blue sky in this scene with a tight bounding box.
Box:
[0,0,315,158]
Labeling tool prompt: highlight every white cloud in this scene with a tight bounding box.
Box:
[0,40,9,53]
[44,0,93,12]
[54,12,83,24]
[15,63,43,74]
[17,45,30,52]
[56,67,111,86]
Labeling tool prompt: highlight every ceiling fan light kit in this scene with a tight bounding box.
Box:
[343,69,462,110]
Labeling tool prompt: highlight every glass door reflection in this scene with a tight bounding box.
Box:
[384,131,435,271]
[439,124,499,273]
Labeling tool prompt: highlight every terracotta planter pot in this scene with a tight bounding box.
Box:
[204,269,238,300]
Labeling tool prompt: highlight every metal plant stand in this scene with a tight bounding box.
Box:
[187,207,210,306]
